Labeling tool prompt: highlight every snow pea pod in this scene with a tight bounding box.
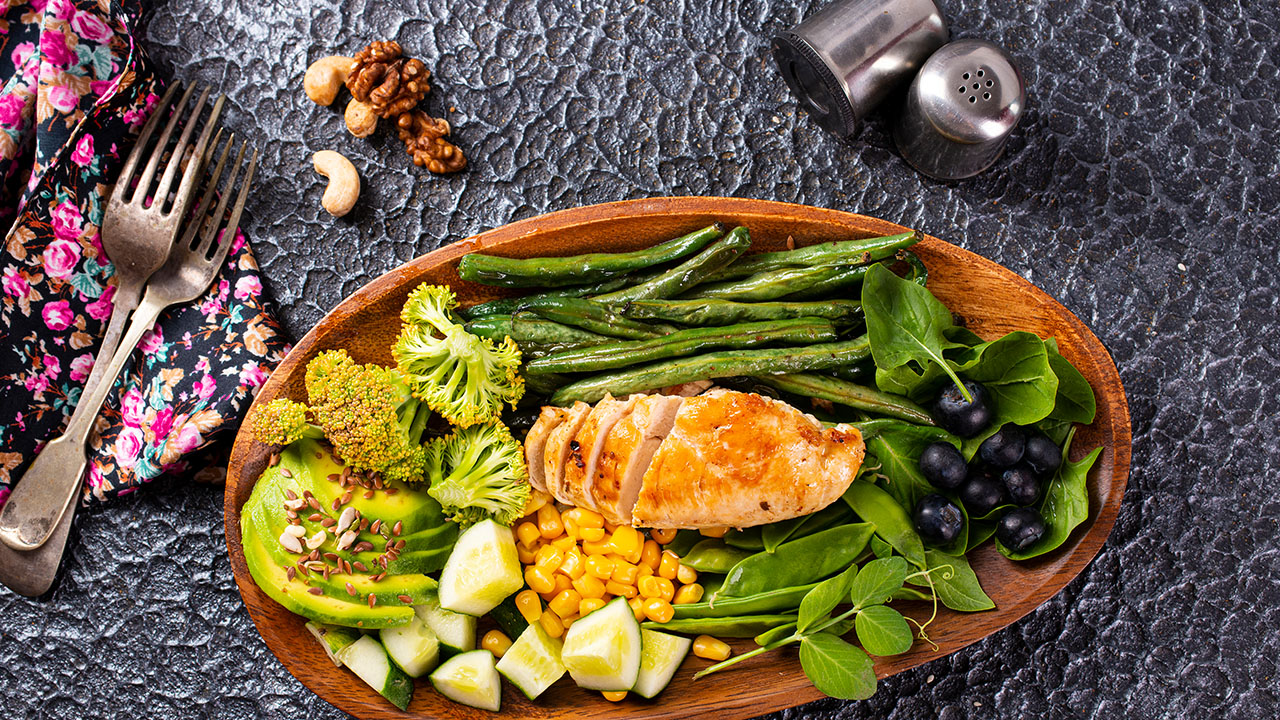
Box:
[761,501,854,553]
[724,525,765,551]
[678,539,754,574]
[842,481,926,568]
[671,582,818,619]
[642,614,798,638]
[716,523,875,599]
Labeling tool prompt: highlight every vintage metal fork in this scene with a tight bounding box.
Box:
[0,134,256,565]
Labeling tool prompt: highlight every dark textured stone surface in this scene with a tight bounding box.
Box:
[3,0,1279,717]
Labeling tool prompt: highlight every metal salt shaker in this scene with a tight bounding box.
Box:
[892,39,1027,179]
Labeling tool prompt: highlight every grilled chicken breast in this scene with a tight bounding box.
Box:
[525,389,865,529]
[525,406,571,493]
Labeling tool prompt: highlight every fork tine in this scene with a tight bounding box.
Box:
[195,139,250,259]
[115,84,181,202]
[207,146,257,269]
[163,91,228,218]
[132,84,197,207]
[152,86,211,211]
[176,129,231,251]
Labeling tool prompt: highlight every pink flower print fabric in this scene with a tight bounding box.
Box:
[0,0,291,503]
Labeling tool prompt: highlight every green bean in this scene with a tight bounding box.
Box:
[520,297,665,340]
[517,341,596,361]
[642,615,798,638]
[510,312,611,345]
[828,361,873,384]
[706,231,921,282]
[779,263,879,301]
[456,223,726,288]
[526,318,838,375]
[680,264,856,302]
[715,523,874,599]
[618,298,863,327]
[523,371,567,397]
[841,481,925,568]
[671,583,817,619]
[457,277,637,320]
[462,315,515,341]
[593,226,753,302]
[549,336,871,404]
[678,539,754,574]
[754,373,935,425]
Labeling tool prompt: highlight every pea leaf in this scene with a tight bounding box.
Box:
[960,331,1059,426]
[842,481,925,568]
[999,432,1102,560]
[848,556,909,609]
[799,633,878,700]
[1044,338,1097,424]
[855,605,914,656]
[862,263,970,400]
[890,586,935,602]
[915,549,995,612]
[798,562,861,633]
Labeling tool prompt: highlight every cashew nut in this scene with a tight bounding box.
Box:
[344,99,378,138]
[313,150,360,218]
[304,55,354,106]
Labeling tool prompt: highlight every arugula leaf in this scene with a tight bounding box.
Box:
[855,605,914,656]
[797,563,861,633]
[799,633,877,700]
[999,431,1102,560]
[842,481,925,568]
[1044,338,1097,424]
[862,263,970,400]
[960,331,1059,425]
[848,556,909,608]
[918,549,995,612]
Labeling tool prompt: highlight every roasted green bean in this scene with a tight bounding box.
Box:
[681,264,855,302]
[520,297,666,340]
[705,231,921,282]
[617,298,863,326]
[593,226,752,303]
[755,373,935,425]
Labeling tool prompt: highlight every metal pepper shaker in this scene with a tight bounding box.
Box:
[772,0,949,141]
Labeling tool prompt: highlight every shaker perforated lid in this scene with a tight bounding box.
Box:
[892,39,1026,179]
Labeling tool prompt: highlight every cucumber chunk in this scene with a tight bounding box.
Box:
[438,519,524,616]
[306,622,361,667]
[380,615,441,678]
[415,591,478,656]
[632,629,692,699]
[495,622,566,699]
[430,649,502,712]
[560,596,642,691]
[336,635,414,711]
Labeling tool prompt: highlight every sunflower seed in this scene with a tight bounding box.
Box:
[336,507,359,534]
[284,525,306,538]
[336,530,359,551]
[283,498,306,511]
[305,530,327,550]
[278,532,304,553]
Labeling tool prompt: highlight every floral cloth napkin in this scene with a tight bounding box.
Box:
[0,0,290,506]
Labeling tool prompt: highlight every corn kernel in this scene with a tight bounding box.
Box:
[605,580,638,598]
[550,535,576,552]
[548,589,582,618]
[579,526,606,542]
[516,544,537,565]
[553,572,574,594]
[523,489,553,517]
[481,629,512,658]
[639,575,675,601]
[575,508,604,528]
[524,565,556,594]
[673,583,705,605]
[581,538,611,555]
[534,544,565,571]
[698,526,729,538]
[608,526,642,559]
[642,598,675,623]
[676,563,698,585]
[585,555,614,580]
[650,527,678,544]
[604,520,619,533]
[611,560,640,586]
[578,597,607,617]
[638,563,654,578]
[627,596,646,621]
[602,691,627,702]
[558,548,586,579]
[515,521,541,547]
[573,573,607,599]
[539,610,564,638]
[562,516,580,539]
[692,635,731,661]
[640,540,661,570]
[515,590,543,623]
[536,504,564,539]
[658,551,680,580]
[560,614,580,628]
[538,589,559,603]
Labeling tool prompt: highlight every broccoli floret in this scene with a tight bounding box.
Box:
[393,284,525,428]
[250,398,323,446]
[303,350,432,485]
[425,421,530,527]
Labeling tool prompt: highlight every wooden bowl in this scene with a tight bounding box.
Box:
[225,197,1131,720]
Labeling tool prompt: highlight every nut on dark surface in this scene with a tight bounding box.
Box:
[397,110,467,174]
[346,40,431,119]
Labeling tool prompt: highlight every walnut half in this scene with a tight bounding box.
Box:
[396,110,467,174]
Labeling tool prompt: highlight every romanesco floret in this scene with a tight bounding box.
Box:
[392,283,525,428]
[303,350,432,485]
[424,421,530,527]
[250,398,322,446]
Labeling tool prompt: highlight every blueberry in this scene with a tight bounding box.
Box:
[913,494,965,546]
[1001,464,1042,506]
[932,381,994,437]
[978,425,1026,467]
[996,508,1046,552]
[959,468,1007,517]
[918,442,967,489]
[1023,432,1062,477]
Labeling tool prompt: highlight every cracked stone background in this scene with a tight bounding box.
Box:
[2,0,1278,718]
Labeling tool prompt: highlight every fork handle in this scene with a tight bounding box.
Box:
[0,295,166,551]
[81,281,143,412]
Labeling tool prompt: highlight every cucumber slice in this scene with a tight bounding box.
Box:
[632,629,692,699]
[380,615,441,678]
[495,622,566,699]
[438,519,523,616]
[560,596,642,691]
[306,622,361,667]
[336,635,414,711]
[414,591,478,656]
[489,593,531,639]
[429,649,502,712]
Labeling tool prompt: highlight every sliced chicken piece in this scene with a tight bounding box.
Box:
[542,401,593,505]
[525,406,571,493]
[631,389,865,529]
[590,394,684,525]
[559,394,642,509]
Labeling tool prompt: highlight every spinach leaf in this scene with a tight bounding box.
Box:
[859,420,961,510]
[799,633,877,700]
[1000,430,1102,560]
[1044,338,1097,424]
[862,263,970,400]
[798,563,861,633]
[843,481,925,568]
[848,556,909,608]
[966,518,998,552]
[959,331,1059,425]
[917,549,995,612]
[1036,417,1074,446]
[855,605,914,656]
[870,534,894,559]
